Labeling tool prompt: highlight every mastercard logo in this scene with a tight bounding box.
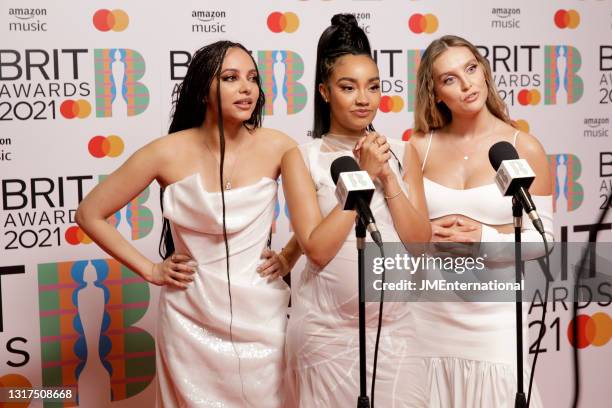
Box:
[554,9,580,29]
[408,13,438,34]
[65,226,93,245]
[93,9,129,32]
[567,312,612,349]
[402,129,413,141]
[517,89,541,106]
[60,99,91,119]
[89,135,124,158]
[267,12,299,33]
[380,95,404,113]
[514,119,530,133]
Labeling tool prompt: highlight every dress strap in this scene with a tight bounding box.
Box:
[512,129,520,147]
[421,131,434,171]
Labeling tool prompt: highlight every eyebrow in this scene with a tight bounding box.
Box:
[437,59,478,80]
[220,68,258,75]
[336,76,380,83]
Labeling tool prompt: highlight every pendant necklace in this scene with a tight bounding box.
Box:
[460,122,498,161]
[203,136,246,190]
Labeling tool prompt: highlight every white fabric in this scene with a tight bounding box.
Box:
[421,130,519,173]
[415,132,553,408]
[157,174,290,408]
[285,134,428,407]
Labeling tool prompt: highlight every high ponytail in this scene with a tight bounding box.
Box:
[312,13,374,138]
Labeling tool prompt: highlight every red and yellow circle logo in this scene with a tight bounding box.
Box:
[65,226,93,245]
[408,13,438,34]
[60,99,91,119]
[93,9,129,32]
[402,129,413,141]
[379,95,404,113]
[567,312,612,348]
[514,119,530,133]
[88,135,125,158]
[554,9,580,29]
[517,89,541,106]
[267,12,299,33]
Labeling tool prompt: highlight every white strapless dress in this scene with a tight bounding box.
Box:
[156,174,290,407]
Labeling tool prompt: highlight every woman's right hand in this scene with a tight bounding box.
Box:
[147,254,196,289]
[354,132,392,181]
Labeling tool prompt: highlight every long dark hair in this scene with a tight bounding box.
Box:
[159,41,265,258]
[312,14,374,138]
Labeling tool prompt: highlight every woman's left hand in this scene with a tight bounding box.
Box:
[257,247,290,281]
[431,216,482,257]
[431,216,482,243]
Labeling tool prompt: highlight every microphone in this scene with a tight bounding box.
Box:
[330,156,383,246]
[488,141,545,235]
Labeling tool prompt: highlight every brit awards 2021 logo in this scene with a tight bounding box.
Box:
[0,174,154,250]
[0,9,149,121]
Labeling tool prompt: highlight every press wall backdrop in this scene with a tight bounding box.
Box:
[1,1,611,407]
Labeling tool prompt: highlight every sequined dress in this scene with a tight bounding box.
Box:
[156,174,290,407]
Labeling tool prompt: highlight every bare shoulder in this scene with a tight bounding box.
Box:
[281,144,302,164]
[253,127,297,153]
[407,130,429,159]
[145,128,197,164]
[514,130,548,162]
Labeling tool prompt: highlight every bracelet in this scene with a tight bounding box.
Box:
[384,189,402,200]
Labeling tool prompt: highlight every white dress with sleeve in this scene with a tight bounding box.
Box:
[414,131,552,408]
[285,134,427,407]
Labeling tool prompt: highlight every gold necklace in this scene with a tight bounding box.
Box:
[203,136,247,190]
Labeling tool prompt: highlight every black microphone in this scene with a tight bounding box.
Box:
[330,156,383,246]
[488,141,545,235]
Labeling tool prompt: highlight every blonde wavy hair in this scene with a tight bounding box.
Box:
[413,35,513,133]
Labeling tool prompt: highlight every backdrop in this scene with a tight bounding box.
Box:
[1,0,611,407]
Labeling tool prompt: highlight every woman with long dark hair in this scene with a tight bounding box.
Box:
[282,14,431,406]
[410,35,553,407]
[76,41,296,407]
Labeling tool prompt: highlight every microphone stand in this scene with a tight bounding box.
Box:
[356,217,370,408]
[513,197,527,408]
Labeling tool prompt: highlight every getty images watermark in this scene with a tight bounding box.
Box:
[364,242,612,303]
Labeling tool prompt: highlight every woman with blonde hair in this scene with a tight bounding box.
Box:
[410,35,553,407]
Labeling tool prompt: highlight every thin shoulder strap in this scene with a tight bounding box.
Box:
[512,129,520,147]
[421,131,434,171]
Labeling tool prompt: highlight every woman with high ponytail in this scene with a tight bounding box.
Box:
[76,41,297,407]
[282,14,431,406]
